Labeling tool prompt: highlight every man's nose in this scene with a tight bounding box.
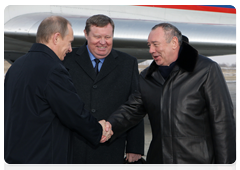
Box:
[99,38,106,44]
[68,45,72,53]
[149,45,155,54]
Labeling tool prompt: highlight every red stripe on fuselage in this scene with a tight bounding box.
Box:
[136,5,236,14]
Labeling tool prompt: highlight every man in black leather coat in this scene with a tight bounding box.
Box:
[108,23,236,164]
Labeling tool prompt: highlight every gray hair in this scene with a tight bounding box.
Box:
[152,23,182,45]
[36,16,72,43]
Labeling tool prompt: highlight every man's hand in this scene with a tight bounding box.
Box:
[99,120,113,143]
[126,153,142,163]
[218,166,232,170]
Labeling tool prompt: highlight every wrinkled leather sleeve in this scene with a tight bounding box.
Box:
[108,90,146,142]
[125,58,144,155]
[204,62,236,163]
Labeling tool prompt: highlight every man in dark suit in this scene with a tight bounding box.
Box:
[63,14,144,164]
[4,16,112,164]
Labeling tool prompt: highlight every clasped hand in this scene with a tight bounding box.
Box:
[99,120,113,143]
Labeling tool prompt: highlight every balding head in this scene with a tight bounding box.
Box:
[36,16,72,44]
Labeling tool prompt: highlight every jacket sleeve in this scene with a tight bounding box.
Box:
[108,90,146,143]
[44,64,102,146]
[204,62,236,163]
[125,58,144,155]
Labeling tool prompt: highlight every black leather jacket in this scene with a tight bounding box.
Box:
[108,42,236,164]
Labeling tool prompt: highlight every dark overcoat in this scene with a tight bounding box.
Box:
[4,43,102,164]
[63,44,144,163]
[108,42,236,164]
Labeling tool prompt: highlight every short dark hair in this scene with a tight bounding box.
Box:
[85,14,115,35]
[152,23,182,45]
[36,16,71,43]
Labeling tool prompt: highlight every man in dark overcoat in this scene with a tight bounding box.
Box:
[108,23,236,164]
[4,16,112,164]
[63,14,144,164]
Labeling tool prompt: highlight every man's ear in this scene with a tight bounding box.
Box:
[53,32,61,45]
[84,30,88,40]
[171,36,178,50]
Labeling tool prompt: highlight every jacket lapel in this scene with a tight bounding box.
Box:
[95,49,119,83]
[75,45,96,81]
[146,61,165,85]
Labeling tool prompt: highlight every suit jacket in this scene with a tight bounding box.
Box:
[4,43,102,164]
[63,43,144,163]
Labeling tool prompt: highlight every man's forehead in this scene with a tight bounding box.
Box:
[90,24,113,31]
[148,29,166,40]
[90,23,112,28]
[70,36,74,42]
[66,25,74,40]
[89,28,113,37]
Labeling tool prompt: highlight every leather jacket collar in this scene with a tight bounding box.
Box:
[145,41,198,78]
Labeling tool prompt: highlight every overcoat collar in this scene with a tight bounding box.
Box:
[145,41,198,79]
[75,42,119,82]
[29,43,62,64]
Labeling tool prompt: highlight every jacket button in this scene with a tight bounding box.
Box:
[91,109,96,113]
[93,85,97,88]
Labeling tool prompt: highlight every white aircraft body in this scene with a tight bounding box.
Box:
[4,5,236,63]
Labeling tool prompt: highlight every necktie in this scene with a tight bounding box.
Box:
[94,59,100,75]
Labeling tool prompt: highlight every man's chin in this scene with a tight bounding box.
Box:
[95,52,110,59]
[155,60,162,66]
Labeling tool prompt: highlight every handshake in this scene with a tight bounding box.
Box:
[99,120,114,143]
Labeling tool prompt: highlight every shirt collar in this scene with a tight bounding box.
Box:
[86,45,105,63]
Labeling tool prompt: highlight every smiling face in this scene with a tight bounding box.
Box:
[147,27,178,66]
[84,23,113,59]
[56,24,74,61]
